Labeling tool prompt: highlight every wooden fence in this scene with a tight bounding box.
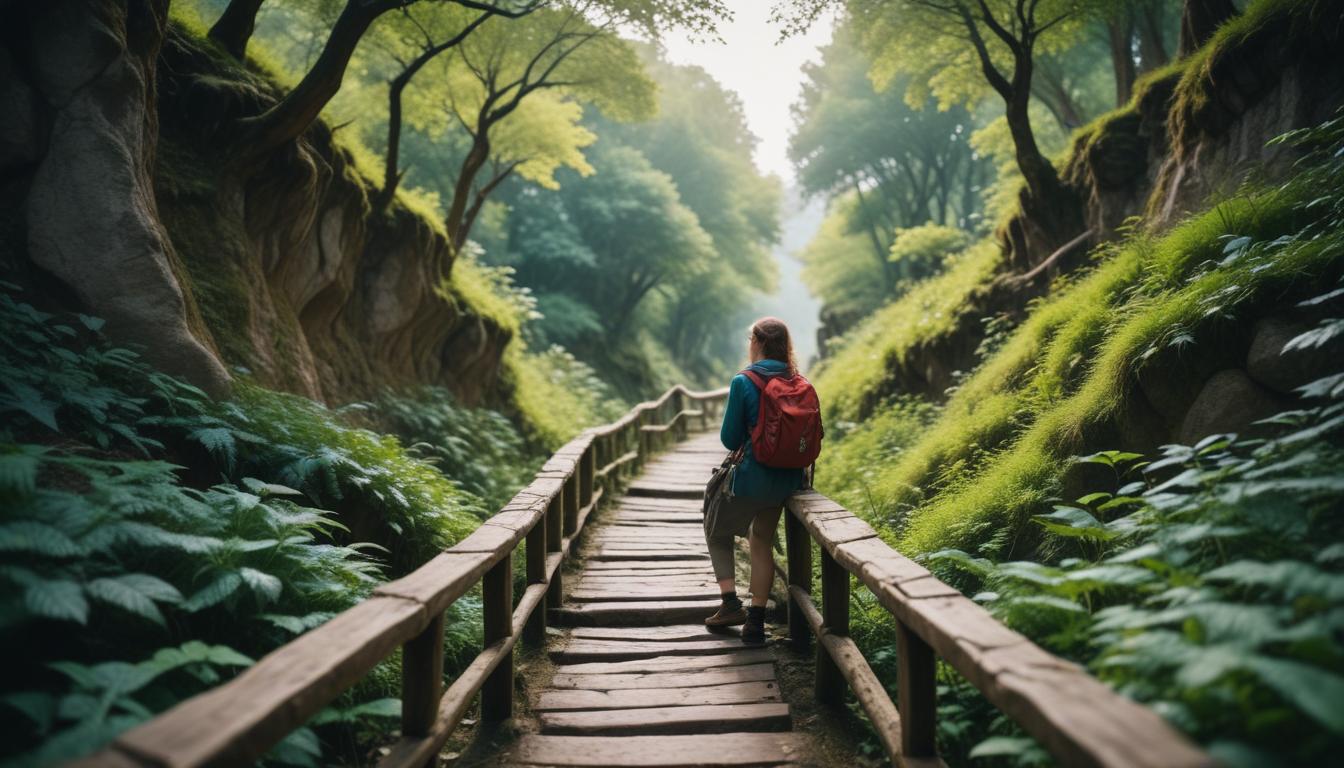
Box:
[78,384,1213,768]
[77,386,722,768]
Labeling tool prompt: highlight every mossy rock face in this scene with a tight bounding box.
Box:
[147,22,512,404]
[1063,67,1181,244]
[1154,0,1344,225]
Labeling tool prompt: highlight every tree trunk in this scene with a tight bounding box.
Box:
[1005,58,1085,266]
[208,0,266,59]
[446,133,492,253]
[1108,14,1137,106]
[851,182,890,268]
[1032,67,1087,132]
[234,0,387,164]
[373,10,495,213]
[1178,0,1238,57]
[1136,0,1170,72]
[373,73,411,213]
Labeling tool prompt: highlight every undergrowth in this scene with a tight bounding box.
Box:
[813,239,1002,423]
[830,115,1344,765]
[926,361,1344,766]
[821,113,1344,558]
[0,286,498,765]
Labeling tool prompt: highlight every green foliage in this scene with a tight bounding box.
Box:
[363,386,541,510]
[790,20,987,233]
[813,239,1003,422]
[799,199,893,321]
[827,115,1344,765]
[928,388,1344,764]
[0,287,494,764]
[888,224,972,285]
[505,343,629,450]
[821,114,1344,560]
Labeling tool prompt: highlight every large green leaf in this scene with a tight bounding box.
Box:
[24,579,89,623]
[0,521,84,557]
[239,567,283,603]
[85,574,182,626]
[0,448,41,495]
[182,571,243,612]
[1246,656,1344,735]
[1205,560,1344,601]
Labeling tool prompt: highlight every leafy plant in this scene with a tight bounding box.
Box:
[0,288,499,765]
[926,356,1344,765]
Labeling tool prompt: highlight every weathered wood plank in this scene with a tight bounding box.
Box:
[566,625,738,643]
[503,733,810,766]
[549,664,777,691]
[579,560,713,572]
[539,702,791,736]
[551,598,721,626]
[555,649,774,675]
[373,550,495,616]
[589,549,710,562]
[626,482,705,499]
[535,681,781,712]
[551,638,749,663]
[570,590,716,604]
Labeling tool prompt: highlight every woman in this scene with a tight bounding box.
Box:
[704,317,809,645]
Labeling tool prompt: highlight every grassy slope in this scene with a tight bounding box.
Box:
[814,0,1341,559]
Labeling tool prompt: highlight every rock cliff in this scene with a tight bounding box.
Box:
[0,1,511,405]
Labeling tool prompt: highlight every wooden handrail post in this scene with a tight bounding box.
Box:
[545,494,563,607]
[817,547,848,707]
[524,517,547,645]
[784,508,811,652]
[562,474,578,537]
[580,445,594,510]
[897,620,937,758]
[401,611,445,746]
[481,554,513,721]
[674,391,687,440]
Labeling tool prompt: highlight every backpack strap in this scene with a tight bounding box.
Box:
[740,367,789,390]
[741,369,768,390]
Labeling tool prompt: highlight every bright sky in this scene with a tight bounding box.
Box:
[661,2,835,186]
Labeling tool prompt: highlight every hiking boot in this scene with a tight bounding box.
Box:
[741,606,767,645]
[704,603,746,627]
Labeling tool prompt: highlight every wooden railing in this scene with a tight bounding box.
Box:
[780,492,1215,768]
[80,382,1213,768]
[77,385,726,768]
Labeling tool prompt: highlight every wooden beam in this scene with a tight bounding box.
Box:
[482,553,514,721]
[784,508,811,652]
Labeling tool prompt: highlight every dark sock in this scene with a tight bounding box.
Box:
[746,606,766,624]
[721,591,741,608]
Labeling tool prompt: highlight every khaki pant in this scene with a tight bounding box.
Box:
[704,495,782,581]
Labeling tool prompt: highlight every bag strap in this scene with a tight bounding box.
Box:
[742,368,790,390]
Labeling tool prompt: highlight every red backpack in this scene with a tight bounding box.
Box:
[741,369,824,469]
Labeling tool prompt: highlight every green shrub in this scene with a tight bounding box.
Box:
[362,386,542,511]
[506,343,629,449]
[822,114,1343,559]
[0,286,491,764]
[927,377,1344,765]
[814,239,1002,423]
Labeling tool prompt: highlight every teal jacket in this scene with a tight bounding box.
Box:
[720,359,807,502]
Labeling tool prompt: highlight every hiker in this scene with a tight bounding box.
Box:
[703,317,823,645]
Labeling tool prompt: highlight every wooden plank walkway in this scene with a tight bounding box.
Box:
[501,432,817,767]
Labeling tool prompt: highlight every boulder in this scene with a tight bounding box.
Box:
[1178,368,1289,444]
[22,0,230,396]
[1246,316,1344,396]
